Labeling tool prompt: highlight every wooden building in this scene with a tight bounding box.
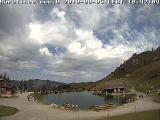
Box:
[0,79,13,97]
[102,83,127,95]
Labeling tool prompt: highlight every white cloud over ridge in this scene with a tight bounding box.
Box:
[0,3,159,82]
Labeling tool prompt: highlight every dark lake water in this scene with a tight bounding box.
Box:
[43,91,124,109]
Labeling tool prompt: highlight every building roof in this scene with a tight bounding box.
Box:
[104,82,126,89]
[0,79,12,88]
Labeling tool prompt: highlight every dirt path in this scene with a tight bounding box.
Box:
[0,92,160,120]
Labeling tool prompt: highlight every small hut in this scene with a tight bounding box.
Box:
[0,79,13,97]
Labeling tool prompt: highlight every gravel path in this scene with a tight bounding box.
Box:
[0,92,160,120]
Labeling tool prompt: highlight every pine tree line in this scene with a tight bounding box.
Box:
[19,80,28,92]
[0,72,10,81]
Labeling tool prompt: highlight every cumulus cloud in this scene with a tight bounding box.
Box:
[29,7,76,47]
[39,47,53,56]
[0,3,159,82]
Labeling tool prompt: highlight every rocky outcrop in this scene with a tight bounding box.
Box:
[103,46,160,80]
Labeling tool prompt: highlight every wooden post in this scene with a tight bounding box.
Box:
[77,109,79,120]
[108,110,109,120]
[75,105,79,120]
[159,109,160,120]
[46,108,48,120]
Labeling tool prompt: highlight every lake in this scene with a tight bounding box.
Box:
[43,91,124,109]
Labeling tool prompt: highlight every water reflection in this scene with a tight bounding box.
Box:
[44,91,125,109]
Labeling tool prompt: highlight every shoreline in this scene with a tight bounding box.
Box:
[0,92,160,120]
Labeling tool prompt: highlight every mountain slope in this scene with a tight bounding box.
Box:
[11,79,64,91]
[93,47,160,92]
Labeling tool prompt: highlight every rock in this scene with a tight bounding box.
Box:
[50,104,54,107]
[51,104,58,108]
[71,104,75,107]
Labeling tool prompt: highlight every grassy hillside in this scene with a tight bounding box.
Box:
[92,47,160,93]
[94,60,160,93]
[125,60,160,92]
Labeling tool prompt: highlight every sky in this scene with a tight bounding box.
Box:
[0,1,160,83]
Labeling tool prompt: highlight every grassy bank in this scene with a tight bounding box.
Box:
[98,109,160,120]
[0,106,18,117]
[28,92,49,105]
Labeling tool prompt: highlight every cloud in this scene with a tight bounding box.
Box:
[0,3,159,82]
[69,4,106,30]
[29,7,76,47]
[39,47,53,56]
